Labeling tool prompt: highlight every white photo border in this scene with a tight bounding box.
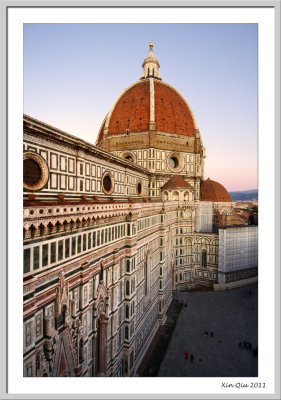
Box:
[1,1,280,400]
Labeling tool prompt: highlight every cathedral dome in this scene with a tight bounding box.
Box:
[200,178,232,202]
[96,79,196,144]
[96,43,198,146]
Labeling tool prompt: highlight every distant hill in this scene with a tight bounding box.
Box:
[229,189,258,201]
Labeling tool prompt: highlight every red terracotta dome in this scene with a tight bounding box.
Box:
[96,79,196,144]
[162,175,193,190]
[200,178,232,202]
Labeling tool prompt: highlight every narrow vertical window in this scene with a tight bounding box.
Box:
[24,248,30,273]
[33,246,40,270]
[42,244,48,267]
[202,250,207,267]
[88,233,91,249]
[58,240,63,261]
[71,237,76,255]
[65,238,70,258]
[77,235,81,253]
[126,281,130,296]
[125,326,129,340]
[51,242,56,263]
[144,259,148,296]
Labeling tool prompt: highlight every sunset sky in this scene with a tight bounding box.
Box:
[23,23,258,191]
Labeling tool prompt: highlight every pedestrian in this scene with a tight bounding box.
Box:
[185,303,187,307]
[191,354,194,363]
[243,340,247,348]
[239,342,242,348]
[184,351,189,360]
[204,331,208,339]
[248,343,252,350]
[210,331,214,338]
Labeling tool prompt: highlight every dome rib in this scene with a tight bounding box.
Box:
[96,79,199,145]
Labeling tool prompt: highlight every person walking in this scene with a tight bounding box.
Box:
[184,351,189,360]
[191,354,194,363]
[210,331,214,338]
[204,331,208,339]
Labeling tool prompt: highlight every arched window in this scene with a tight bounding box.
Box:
[172,191,179,201]
[202,250,207,267]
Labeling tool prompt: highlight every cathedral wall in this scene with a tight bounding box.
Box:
[23,196,174,377]
[112,148,202,177]
[23,118,150,201]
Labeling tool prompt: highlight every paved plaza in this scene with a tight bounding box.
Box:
[156,284,258,377]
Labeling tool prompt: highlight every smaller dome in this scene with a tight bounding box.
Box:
[200,178,232,202]
[162,175,192,190]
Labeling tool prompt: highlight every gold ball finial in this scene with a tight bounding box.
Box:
[149,40,153,49]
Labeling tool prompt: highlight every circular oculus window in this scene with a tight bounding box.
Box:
[23,152,49,191]
[167,153,184,172]
[169,157,179,169]
[121,151,136,163]
[102,172,114,195]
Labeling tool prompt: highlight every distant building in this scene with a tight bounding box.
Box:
[23,42,258,377]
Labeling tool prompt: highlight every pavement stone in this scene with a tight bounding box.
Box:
[157,283,258,377]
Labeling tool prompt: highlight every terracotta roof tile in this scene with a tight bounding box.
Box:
[200,178,231,202]
[162,175,192,190]
[96,79,196,144]
[154,81,194,136]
